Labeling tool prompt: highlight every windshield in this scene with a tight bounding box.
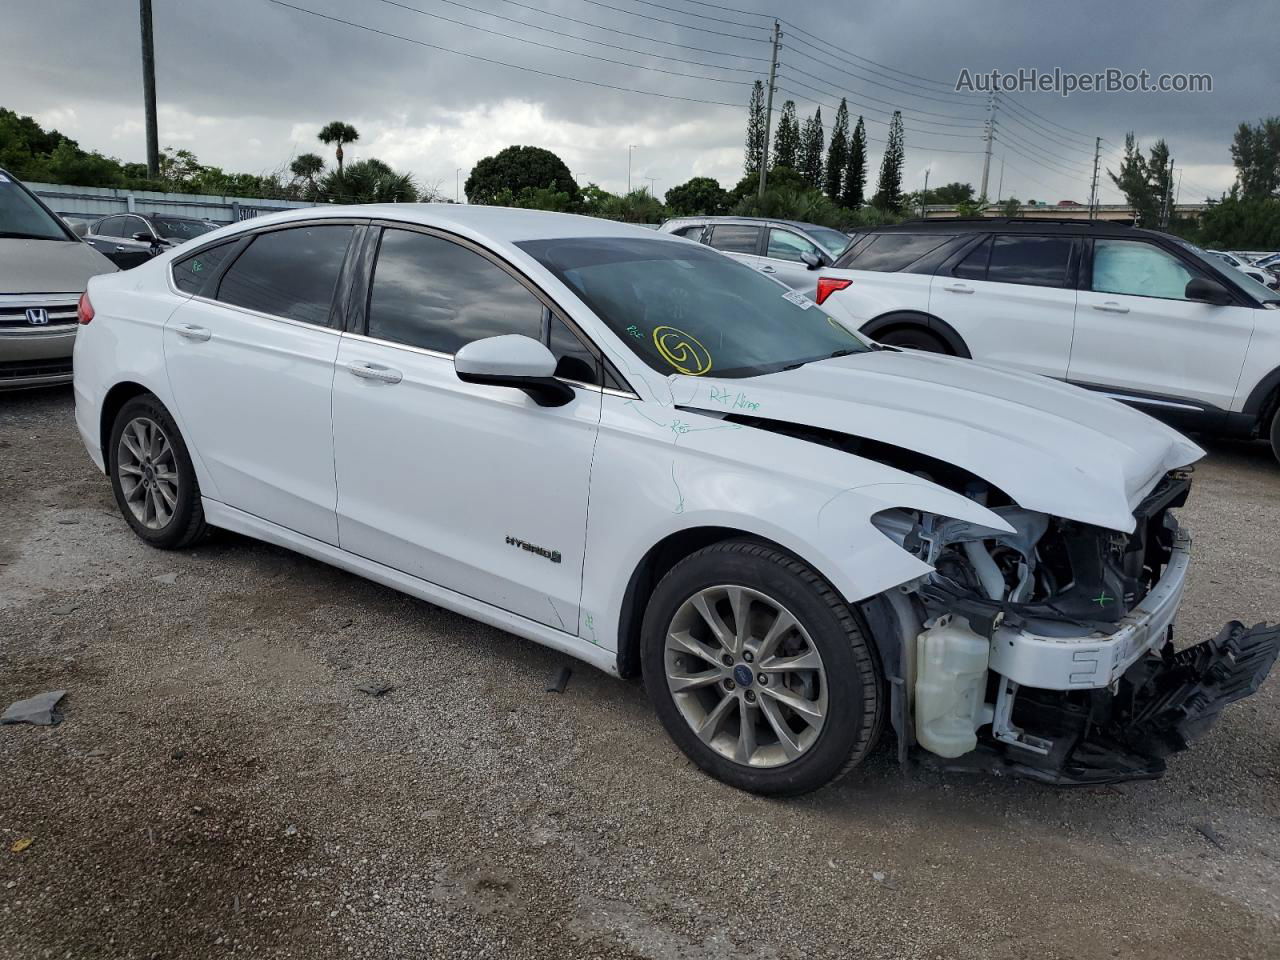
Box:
[1175,239,1277,304]
[519,236,872,379]
[151,217,218,241]
[807,226,853,258]
[0,172,72,241]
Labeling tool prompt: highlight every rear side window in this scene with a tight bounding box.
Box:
[216,225,353,326]
[986,235,1074,288]
[707,225,761,255]
[172,241,237,295]
[836,233,949,272]
[96,217,126,238]
[366,228,544,354]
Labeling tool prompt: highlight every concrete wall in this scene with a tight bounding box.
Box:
[27,181,314,225]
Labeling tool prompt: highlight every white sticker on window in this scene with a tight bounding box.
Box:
[782,289,814,310]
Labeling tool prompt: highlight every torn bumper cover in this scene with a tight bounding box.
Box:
[974,620,1280,785]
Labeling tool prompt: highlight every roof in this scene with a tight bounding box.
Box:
[661,215,838,234]
[238,202,672,245]
[869,217,1170,239]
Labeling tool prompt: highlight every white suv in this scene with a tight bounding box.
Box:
[812,219,1280,460]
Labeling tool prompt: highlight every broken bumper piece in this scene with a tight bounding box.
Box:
[941,621,1280,786]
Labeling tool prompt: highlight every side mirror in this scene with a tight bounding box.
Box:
[1185,276,1232,305]
[454,334,574,407]
[70,221,89,238]
[132,231,155,243]
[800,251,825,270]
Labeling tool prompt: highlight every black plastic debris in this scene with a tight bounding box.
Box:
[546,666,572,694]
[2,690,67,726]
[355,681,394,697]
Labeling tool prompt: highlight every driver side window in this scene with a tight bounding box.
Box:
[1092,239,1194,300]
[766,229,820,263]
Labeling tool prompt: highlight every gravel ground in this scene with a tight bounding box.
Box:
[2,386,1279,960]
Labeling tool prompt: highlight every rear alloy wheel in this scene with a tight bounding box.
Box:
[877,327,950,354]
[109,395,208,549]
[1270,406,1280,466]
[641,540,884,796]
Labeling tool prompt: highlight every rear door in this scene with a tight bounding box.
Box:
[163,221,361,544]
[1068,237,1256,414]
[705,223,763,269]
[929,233,1078,378]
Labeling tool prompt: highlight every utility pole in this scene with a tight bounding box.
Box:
[979,92,996,200]
[920,167,929,219]
[996,156,1005,203]
[644,176,658,195]
[456,168,462,203]
[627,145,637,193]
[139,0,160,179]
[1162,156,1174,229]
[1087,136,1101,220]
[757,20,781,201]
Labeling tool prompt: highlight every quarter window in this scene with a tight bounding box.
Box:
[766,229,820,263]
[1092,239,1195,300]
[951,237,991,279]
[547,315,599,384]
[671,225,704,240]
[172,241,237,295]
[707,224,761,255]
[367,228,544,354]
[986,235,1074,288]
[216,224,354,326]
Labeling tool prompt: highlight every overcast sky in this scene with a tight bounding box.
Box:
[3,0,1275,204]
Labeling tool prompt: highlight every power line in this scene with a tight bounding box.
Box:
[998,105,1096,158]
[369,0,755,85]
[778,74,983,137]
[780,65,985,125]
[568,0,768,42]
[994,123,1094,175]
[267,0,745,107]
[997,135,1095,184]
[1002,94,1089,138]
[999,97,1095,155]
[775,86,986,154]
[488,0,768,59]
[599,0,767,30]
[378,0,762,73]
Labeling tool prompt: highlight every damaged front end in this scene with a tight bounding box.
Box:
[869,470,1280,785]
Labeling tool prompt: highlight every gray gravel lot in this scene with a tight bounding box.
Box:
[2,386,1279,960]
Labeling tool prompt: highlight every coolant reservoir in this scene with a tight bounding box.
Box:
[915,615,990,759]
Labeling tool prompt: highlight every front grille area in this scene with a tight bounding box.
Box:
[0,357,74,381]
[0,302,79,329]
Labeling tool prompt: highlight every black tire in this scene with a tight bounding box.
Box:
[108,394,208,549]
[640,540,884,796]
[1270,406,1280,466]
[877,326,951,354]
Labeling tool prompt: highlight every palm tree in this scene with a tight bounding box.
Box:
[289,152,324,193]
[319,158,417,204]
[317,121,359,176]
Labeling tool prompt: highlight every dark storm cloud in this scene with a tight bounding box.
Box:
[2,0,1273,199]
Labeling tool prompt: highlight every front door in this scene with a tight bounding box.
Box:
[1068,237,1256,414]
[759,227,824,294]
[163,222,359,544]
[331,225,602,630]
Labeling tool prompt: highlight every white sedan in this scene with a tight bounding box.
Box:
[71,205,1277,794]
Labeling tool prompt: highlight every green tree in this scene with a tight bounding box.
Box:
[799,108,824,188]
[923,181,975,204]
[1001,196,1022,217]
[319,157,417,203]
[824,99,849,202]
[289,152,325,191]
[1107,132,1157,225]
[872,111,905,211]
[317,121,360,176]
[842,116,867,208]
[772,101,800,170]
[465,145,580,206]
[665,176,730,216]
[1231,117,1280,199]
[744,80,766,178]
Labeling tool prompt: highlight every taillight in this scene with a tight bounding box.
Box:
[815,276,852,305]
[77,291,94,325]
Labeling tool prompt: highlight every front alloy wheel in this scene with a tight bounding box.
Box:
[642,540,884,796]
[664,585,828,767]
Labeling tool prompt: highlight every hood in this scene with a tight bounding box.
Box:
[675,349,1203,532]
[0,238,117,294]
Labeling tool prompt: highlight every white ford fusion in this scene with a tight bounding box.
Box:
[73,205,1278,794]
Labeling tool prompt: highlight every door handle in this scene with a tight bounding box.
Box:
[1093,302,1130,314]
[114,245,127,252]
[346,360,403,384]
[174,324,211,342]
[760,265,777,273]
[943,284,974,294]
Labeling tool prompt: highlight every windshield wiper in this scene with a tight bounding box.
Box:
[781,348,863,371]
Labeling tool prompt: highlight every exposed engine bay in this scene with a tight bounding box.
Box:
[718,413,1280,785]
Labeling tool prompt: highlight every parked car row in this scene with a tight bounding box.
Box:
[664,214,1280,462]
